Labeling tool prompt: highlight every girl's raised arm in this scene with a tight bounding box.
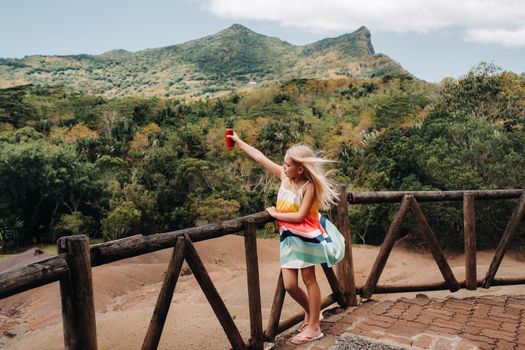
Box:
[228,131,283,179]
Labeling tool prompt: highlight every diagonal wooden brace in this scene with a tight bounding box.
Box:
[183,234,246,350]
[482,192,525,288]
[142,236,185,350]
[361,194,412,299]
[409,196,460,292]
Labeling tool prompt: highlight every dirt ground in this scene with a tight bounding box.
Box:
[1,235,524,350]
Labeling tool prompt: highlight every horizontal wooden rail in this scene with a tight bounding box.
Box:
[348,189,524,204]
[356,277,525,294]
[90,211,272,266]
[0,254,69,299]
[0,211,272,299]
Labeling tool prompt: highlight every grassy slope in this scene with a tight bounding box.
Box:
[0,25,407,98]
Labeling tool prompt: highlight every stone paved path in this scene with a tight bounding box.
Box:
[274,294,525,350]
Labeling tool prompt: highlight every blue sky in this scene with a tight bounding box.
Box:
[1,0,524,82]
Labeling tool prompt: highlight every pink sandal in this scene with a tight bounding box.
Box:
[290,332,325,345]
[296,315,324,333]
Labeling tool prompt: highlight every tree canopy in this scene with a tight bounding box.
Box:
[0,63,523,251]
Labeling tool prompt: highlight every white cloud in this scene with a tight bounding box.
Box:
[198,0,525,47]
[464,26,525,47]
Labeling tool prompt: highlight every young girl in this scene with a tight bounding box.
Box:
[227,132,344,345]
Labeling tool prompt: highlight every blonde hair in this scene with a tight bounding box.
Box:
[285,145,339,210]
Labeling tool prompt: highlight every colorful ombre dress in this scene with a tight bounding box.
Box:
[276,178,345,269]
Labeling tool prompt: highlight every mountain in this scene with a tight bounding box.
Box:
[0,25,407,98]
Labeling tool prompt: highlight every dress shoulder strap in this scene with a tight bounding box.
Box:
[298,180,310,195]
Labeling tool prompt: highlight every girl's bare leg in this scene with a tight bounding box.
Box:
[299,266,322,336]
[281,268,310,324]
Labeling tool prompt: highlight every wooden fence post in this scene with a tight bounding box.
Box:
[334,186,357,306]
[244,221,264,350]
[463,193,477,290]
[264,271,285,342]
[321,264,346,306]
[57,235,97,350]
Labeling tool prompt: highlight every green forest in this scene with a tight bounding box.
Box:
[0,63,524,252]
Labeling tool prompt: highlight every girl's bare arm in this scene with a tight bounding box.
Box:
[266,184,315,222]
[228,132,283,178]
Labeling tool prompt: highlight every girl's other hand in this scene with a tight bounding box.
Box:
[227,131,240,143]
[266,206,277,217]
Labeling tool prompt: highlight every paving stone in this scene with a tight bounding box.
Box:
[491,306,506,314]
[367,315,396,326]
[462,325,481,335]
[476,341,496,350]
[478,298,506,307]
[377,334,413,347]
[473,305,492,314]
[490,312,519,321]
[433,337,455,350]
[415,314,434,325]
[400,296,429,306]
[350,306,377,318]
[479,328,515,342]
[432,318,464,331]
[462,332,497,345]
[442,305,474,316]
[395,301,414,309]
[328,321,353,335]
[452,313,470,324]
[442,301,474,313]
[425,308,455,320]
[387,303,410,313]
[354,322,388,335]
[321,307,351,323]
[357,300,379,311]
[507,302,525,310]
[454,339,479,350]
[387,320,427,337]
[495,339,516,350]
[383,308,405,319]
[362,316,394,329]
[517,333,525,344]
[442,307,472,316]
[429,324,462,336]
[401,304,424,321]
[412,334,435,348]
[370,301,395,315]
[347,327,381,339]
[502,307,521,317]
[337,313,364,325]
[468,318,501,331]
[500,322,518,333]
[490,315,517,324]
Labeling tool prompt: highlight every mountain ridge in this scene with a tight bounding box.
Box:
[0,24,408,97]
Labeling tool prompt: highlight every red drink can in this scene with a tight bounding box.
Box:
[225,129,234,148]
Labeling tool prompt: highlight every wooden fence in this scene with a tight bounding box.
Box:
[0,189,524,350]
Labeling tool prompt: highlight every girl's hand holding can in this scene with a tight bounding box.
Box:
[225,130,240,148]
